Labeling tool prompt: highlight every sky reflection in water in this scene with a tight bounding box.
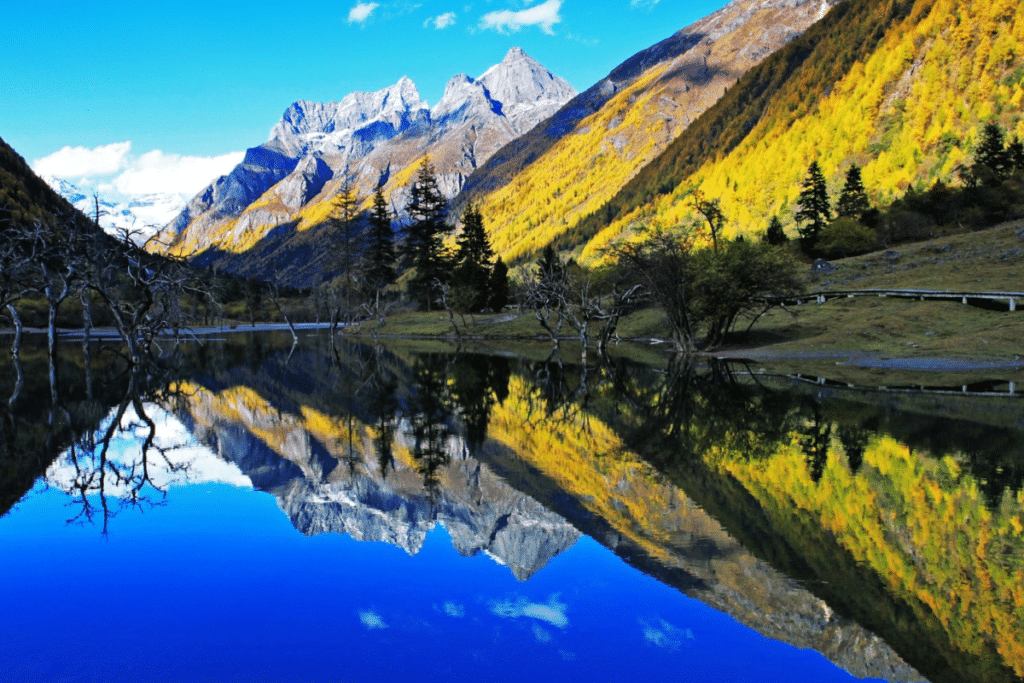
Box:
[1,467,872,683]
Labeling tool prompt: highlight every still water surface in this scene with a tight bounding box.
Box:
[1,332,1022,683]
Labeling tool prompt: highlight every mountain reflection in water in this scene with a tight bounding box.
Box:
[2,332,1022,683]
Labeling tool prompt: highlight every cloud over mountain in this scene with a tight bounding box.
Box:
[33,143,242,198]
[33,141,132,179]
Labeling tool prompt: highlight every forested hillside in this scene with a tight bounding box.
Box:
[453,0,838,264]
[0,136,89,229]
[566,0,1024,261]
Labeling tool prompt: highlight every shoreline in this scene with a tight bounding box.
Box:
[3,321,1022,375]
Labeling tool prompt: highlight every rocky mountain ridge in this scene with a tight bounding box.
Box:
[155,47,576,273]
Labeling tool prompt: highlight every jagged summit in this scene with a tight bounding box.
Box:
[267,77,430,157]
[431,74,501,127]
[478,47,576,132]
[155,47,577,279]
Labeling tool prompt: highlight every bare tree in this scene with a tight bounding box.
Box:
[521,246,644,358]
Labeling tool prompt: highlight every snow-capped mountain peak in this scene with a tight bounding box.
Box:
[43,175,186,244]
[477,47,576,133]
[267,77,430,157]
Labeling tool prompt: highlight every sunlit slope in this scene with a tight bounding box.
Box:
[576,0,1024,259]
[456,0,837,264]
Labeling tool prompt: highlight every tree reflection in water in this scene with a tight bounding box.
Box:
[5,333,1024,683]
[1,341,200,534]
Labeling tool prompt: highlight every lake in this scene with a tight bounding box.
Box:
[1,331,1022,683]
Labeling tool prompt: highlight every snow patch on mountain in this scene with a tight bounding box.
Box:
[44,175,187,244]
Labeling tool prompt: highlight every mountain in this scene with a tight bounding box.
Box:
[155,48,576,284]
[566,0,1024,258]
[450,0,844,264]
[42,176,185,244]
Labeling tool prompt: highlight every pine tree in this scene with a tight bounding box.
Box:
[452,204,495,312]
[488,257,510,311]
[836,164,871,220]
[402,157,450,311]
[330,180,361,318]
[454,204,493,270]
[364,185,396,296]
[1007,135,1024,174]
[974,121,1010,184]
[795,160,831,250]
[763,215,788,245]
[536,244,564,283]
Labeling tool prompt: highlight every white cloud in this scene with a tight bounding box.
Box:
[33,142,242,199]
[631,0,660,7]
[426,11,457,29]
[479,0,562,35]
[443,601,465,617]
[490,594,568,628]
[639,618,692,650]
[349,2,380,23]
[33,141,131,179]
[358,609,388,629]
[111,149,243,196]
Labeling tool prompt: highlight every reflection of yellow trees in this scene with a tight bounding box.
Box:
[720,435,1024,677]
[487,375,703,565]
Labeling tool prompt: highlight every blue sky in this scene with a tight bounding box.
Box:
[2,0,727,198]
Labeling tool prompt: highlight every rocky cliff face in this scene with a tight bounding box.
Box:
[155,47,576,273]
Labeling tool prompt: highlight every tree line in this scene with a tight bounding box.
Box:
[322,157,509,326]
[780,121,1024,258]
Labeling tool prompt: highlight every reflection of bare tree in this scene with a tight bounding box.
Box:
[48,363,196,535]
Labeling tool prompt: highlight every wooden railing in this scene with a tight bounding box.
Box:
[763,288,1024,311]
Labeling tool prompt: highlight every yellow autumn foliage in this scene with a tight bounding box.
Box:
[581,0,1024,260]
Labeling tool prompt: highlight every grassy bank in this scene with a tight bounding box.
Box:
[343,221,1024,380]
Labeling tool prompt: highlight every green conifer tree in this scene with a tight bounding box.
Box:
[453,203,495,312]
[795,160,831,251]
[487,257,510,311]
[836,164,871,220]
[402,157,450,311]
[1007,135,1024,174]
[364,185,396,296]
[763,215,789,245]
[974,121,1010,184]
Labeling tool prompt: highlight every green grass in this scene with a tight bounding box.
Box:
[813,220,1024,292]
[328,222,1024,380]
